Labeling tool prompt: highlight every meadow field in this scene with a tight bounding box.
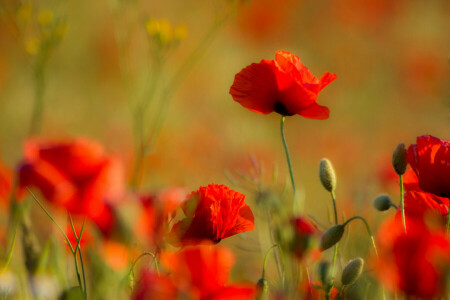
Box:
[0,0,449,299]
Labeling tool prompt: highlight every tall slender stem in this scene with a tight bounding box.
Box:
[343,216,378,256]
[330,191,338,225]
[261,244,278,279]
[399,175,406,233]
[29,63,45,136]
[280,116,296,200]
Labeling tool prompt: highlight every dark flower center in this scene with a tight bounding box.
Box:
[274,102,295,116]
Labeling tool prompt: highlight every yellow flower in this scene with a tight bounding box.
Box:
[38,10,54,27]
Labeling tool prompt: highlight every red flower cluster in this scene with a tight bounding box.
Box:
[18,138,125,235]
[375,217,450,298]
[229,51,336,119]
[407,135,450,197]
[169,184,254,246]
[133,246,256,300]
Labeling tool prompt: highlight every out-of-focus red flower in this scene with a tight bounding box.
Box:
[236,0,297,43]
[159,246,256,300]
[332,0,403,29]
[290,217,318,260]
[395,170,448,226]
[229,51,336,119]
[407,135,450,197]
[132,270,178,300]
[101,240,134,271]
[301,280,339,300]
[374,217,450,298]
[0,159,12,203]
[169,184,254,246]
[135,187,186,247]
[17,138,125,236]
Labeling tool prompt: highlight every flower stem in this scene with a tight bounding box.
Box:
[280,116,296,201]
[399,175,406,233]
[330,191,338,225]
[261,244,278,279]
[29,189,87,298]
[29,62,45,136]
[343,216,378,256]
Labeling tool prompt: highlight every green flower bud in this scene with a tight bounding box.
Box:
[373,194,393,211]
[392,143,407,175]
[319,159,337,193]
[341,257,364,286]
[256,278,268,300]
[320,225,344,250]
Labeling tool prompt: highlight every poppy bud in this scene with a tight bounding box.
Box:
[256,278,268,299]
[320,225,344,250]
[392,143,407,175]
[373,194,393,211]
[319,159,336,193]
[341,257,364,286]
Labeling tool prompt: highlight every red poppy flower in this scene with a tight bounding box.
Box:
[229,51,337,119]
[374,217,450,298]
[169,184,254,246]
[290,217,318,260]
[395,170,448,226]
[159,246,256,300]
[407,135,450,197]
[17,138,125,236]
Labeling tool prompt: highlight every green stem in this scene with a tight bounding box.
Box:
[142,9,236,163]
[280,116,296,200]
[261,244,278,279]
[78,248,87,300]
[130,60,162,188]
[1,228,16,272]
[343,216,378,256]
[130,252,160,276]
[29,189,87,298]
[68,214,87,299]
[399,175,406,233]
[29,61,45,136]
[330,191,338,225]
[72,252,84,297]
[27,188,74,253]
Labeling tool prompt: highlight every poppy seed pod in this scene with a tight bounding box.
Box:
[319,159,336,193]
[341,257,364,286]
[392,143,407,175]
[373,194,393,211]
[320,224,344,250]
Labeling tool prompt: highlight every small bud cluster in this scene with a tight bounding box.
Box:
[146,18,188,51]
[16,3,67,56]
